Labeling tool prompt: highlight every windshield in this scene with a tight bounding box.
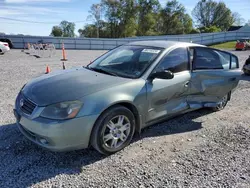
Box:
[88,45,163,78]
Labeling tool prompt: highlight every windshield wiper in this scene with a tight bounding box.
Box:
[86,67,118,77]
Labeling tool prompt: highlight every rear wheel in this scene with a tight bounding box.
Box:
[212,94,229,111]
[0,49,3,55]
[243,67,250,75]
[91,105,135,155]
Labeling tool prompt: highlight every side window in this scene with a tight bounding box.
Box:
[156,48,189,73]
[231,56,239,69]
[214,50,230,70]
[193,48,223,70]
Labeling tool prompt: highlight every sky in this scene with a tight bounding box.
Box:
[0,0,250,36]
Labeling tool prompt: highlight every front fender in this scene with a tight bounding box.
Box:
[77,79,148,121]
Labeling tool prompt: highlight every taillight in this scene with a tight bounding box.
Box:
[4,43,9,47]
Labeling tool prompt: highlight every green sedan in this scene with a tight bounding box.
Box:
[14,41,241,155]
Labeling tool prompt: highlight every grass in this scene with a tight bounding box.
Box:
[209,41,236,49]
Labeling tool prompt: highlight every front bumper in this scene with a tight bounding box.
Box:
[14,109,99,152]
[1,46,10,53]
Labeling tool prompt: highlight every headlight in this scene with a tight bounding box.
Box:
[40,101,83,120]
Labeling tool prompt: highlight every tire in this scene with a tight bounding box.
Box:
[0,49,3,55]
[91,105,136,155]
[212,93,230,111]
[243,68,250,75]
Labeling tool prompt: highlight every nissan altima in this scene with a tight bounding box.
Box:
[14,41,241,155]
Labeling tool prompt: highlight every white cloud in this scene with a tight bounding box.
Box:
[0,9,22,16]
[0,5,72,18]
[4,5,64,14]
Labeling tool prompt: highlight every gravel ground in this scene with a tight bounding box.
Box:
[0,49,249,188]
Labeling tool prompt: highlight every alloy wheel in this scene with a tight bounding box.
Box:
[102,115,131,149]
[216,95,228,110]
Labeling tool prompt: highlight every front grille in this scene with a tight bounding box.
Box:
[20,95,36,115]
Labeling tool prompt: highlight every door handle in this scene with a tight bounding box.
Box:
[229,77,236,81]
[184,81,189,88]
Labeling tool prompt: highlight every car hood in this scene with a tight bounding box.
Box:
[22,67,131,106]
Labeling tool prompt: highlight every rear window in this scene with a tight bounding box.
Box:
[231,56,239,69]
[215,51,230,70]
[193,48,223,70]
[192,47,238,70]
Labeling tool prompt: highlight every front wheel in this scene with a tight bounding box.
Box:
[212,94,229,111]
[91,105,135,155]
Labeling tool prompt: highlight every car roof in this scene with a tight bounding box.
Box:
[125,40,205,49]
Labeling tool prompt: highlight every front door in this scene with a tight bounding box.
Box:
[187,47,241,108]
[146,47,191,124]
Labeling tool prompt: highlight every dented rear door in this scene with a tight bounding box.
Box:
[187,47,241,109]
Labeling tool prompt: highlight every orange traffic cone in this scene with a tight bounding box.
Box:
[62,62,66,70]
[61,43,68,61]
[45,65,51,74]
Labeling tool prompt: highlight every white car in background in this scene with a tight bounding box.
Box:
[0,41,10,55]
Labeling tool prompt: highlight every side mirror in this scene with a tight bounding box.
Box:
[149,70,174,80]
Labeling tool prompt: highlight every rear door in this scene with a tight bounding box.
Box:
[187,47,241,108]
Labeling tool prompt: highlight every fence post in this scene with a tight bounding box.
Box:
[22,36,24,49]
[74,38,77,50]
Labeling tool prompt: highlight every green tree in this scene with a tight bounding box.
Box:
[60,20,76,37]
[78,25,96,38]
[102,0,122,38]
[199,26,221,33]
[159,0,193,35]
[232,12,245,26]
[87,4,104,38]
[79,21,110,38]
[50,26,63,37]
[137,0,161,36]
[182,13,193,34]
[118,0,138,37]
[102,0,138,38]
[192,0,234,31]
[85,0,194,38]
[189,28,200,34]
